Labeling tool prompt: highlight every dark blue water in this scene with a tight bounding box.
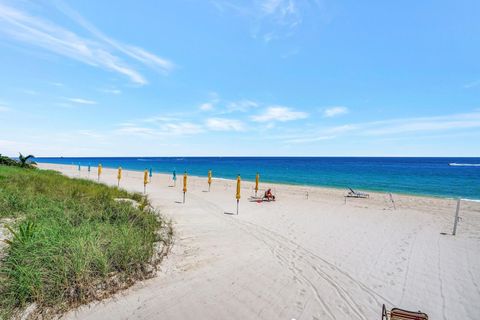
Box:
[35,157,480,199]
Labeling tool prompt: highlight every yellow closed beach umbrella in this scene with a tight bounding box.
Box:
[97,164,102,181]
[143,169,148,193]
[208,169,212,192]
[183,172,187,203]
[236,174,241,215]
[255,172,259,196]
[117,167,122,187]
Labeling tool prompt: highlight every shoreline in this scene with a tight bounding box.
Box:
[38,163,480,218]
[37,161,479,201]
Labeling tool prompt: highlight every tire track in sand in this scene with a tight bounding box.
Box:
[189,193,391,319]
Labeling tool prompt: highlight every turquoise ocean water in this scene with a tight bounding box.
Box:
[35,157,480,200]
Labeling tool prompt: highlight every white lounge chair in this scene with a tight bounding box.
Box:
[346,187,369,198]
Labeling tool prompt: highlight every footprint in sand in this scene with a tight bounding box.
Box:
[296,301,304,310]
[299,288,307,296]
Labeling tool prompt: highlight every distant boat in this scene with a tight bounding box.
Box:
[449,163,480,167]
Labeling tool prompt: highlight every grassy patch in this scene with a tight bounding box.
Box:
[0,166,172,318]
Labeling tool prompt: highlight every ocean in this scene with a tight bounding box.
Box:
[35,157,480,200]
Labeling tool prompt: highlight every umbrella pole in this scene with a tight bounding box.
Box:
[452,198,461,235]
[183,192,185,204]
[236,199,239,215]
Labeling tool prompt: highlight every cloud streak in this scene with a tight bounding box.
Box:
[206,118,245,131]
[363,113,480,135]
[280,112,480,144]
[116,120,204,138]
[200,103,215,111]
[252,106,308,122]
[52,0,174,73]
[211,0,323,42]
[0,2,173,85]
[226,99,258,112]
[100,88,122,95]
[323,106,348,118]
[464,80,480,89]
[66,98,97,105]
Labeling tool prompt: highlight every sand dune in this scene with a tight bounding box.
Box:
[38,163,480,320]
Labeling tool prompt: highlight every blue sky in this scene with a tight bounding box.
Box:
[0,0,479,157]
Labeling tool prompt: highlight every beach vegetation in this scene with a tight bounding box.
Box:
[0,165,172,318]
[17,153,36,168]
[0,153,36,169]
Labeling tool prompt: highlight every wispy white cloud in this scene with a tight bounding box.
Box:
[116,120,204,138]
[210,0,251,15]
[19,89,38,95]
[261,0,297,19]
[52,0,174,73]
[48,81,64,87]
[198,91,221,112]
[205,118,245,131]
[116,125,158,137]
[55,102,74,109]
[251,105,308,122]
[324,124,357,134]
[323,106,349,118]
[363,112,480,135]
[464,80,480,89]
[0,1,173,85]
[286,135,335,143]
[143,116,181,123]
[226,99,258,112]
[211,0,323,42]
[66,98,97,105]
[119,46,174,74]
[163,122,204,135]
[278,111,480,144]
[77,130,104,139]
[258,0,302,35]
[99,88,121,95]
[200,102,215,111]
[281,47,300,59]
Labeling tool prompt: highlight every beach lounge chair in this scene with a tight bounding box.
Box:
[346,187,369,198]
[248,188,276,202]
[248,196,276,202]
[382,304,428,320]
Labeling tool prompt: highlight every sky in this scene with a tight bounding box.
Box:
[0,0,479,157]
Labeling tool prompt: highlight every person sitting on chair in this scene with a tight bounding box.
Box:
[264,188,275,201]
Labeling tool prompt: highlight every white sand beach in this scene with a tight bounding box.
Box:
[38,163,480,320]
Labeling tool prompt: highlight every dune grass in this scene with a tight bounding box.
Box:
[0,165,172,318]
